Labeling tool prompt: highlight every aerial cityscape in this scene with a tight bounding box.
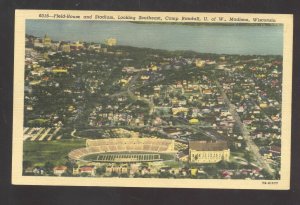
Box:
[23,21,282,180]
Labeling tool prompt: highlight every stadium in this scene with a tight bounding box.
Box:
[68,138,177,163]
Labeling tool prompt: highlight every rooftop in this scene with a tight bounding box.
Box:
[189,141,228,151]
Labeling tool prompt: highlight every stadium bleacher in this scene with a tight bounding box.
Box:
[69,138,175,161]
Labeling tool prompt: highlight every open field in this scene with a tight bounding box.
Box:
[23,139,85,166]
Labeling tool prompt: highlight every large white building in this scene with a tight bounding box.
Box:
[189,141,230,163]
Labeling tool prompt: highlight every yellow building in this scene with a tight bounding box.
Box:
[51,67,68,73]
[171,107,189,115]
[219,56,226,61]
[189,118,199,124]
[202,89,213,95]
[61,44,71,53]
[179,155,189,162]
[195,59,206,68]
[150,64,158,71]
[189,141,230,163]
[259,102,268,108]
[119,79,129,85]
[105,37,117,46]
[68,105,75,112]
[106,165,128,174]
[29,80,41,85]
[70,41,84,50]
[43,52,49,60]
[140,75,150,80]
[190,168,198,176]
[43,34,52,47]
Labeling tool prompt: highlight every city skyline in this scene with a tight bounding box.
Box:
[26,20,284,55]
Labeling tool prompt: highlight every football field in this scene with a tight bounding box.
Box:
[82,152,175,162]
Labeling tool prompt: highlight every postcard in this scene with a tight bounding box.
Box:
[12,10,293,189]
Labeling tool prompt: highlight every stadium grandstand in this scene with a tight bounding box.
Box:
[68,138,176,162]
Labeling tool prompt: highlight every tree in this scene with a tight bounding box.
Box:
[61,170,72,177]
[159,171,172,178]
[65,161,74,170]
[120,173,129,178]
[203,165,218,177]
[244,151,254,164]
[260,169,274,180]
[81,172,90,177]
[217,160,229,169]
[23,160,33,171]
[44,161,55,174]
[96,166,106,175]
[111,172,118,177]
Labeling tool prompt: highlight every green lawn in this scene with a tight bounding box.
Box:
[163,160,181,168]
[230,151,245,159]
[23,139,86,166]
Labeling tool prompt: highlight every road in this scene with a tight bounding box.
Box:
[110,72,142,98]
[110,71,156,115]
[70,128,83,139]
[215,80,274,176]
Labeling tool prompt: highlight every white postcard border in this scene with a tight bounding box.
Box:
[12,10,293,190]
